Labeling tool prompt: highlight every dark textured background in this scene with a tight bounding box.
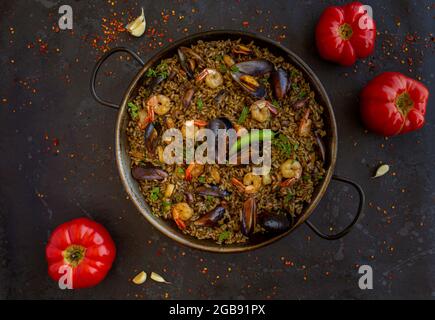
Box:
[0,0,434,299]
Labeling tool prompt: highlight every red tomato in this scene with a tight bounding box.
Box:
[360,72,429,136]
[315,2,376,66]
[45,218,116,289]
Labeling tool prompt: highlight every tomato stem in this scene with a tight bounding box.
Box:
[338,23,353,40]
[63,245,86,267]
[395,92,414,117]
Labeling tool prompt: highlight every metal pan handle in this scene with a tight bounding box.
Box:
[90,47,145,110]
[305,175,365,240]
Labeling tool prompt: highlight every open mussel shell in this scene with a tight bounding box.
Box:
[241,197,257,236]
[131,165,168,181]
[271,68,290,100]
[143,122,161,154]
[177,46,204,79]
[315,133,326,163]
[194,205,225,227]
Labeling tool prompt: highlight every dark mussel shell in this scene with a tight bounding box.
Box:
[207,117,233,134]
[183,88,195,108]
[196,185,231,198]
[177,46,204,79]
[194,206,226,227]
[315,133,326,163]
[131,165,168,181]
[241,197,257,236]
[271,68,290,100]
[143,122,161,154]
[231,72,267,99]
[207,117,234,161]
[260,211,293,233]
[233,59,274,77]
[145,73,166,92]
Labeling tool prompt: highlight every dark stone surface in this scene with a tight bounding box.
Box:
[0,0,433,299]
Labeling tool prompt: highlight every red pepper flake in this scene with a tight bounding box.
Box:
[242,21,249,27]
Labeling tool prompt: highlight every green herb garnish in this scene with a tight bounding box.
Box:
[230,65,240,73]
[197,98,204,111]
[273,133,292,157]
[238,106,249,124]
[162,200,172,210]
[177,167,185,175]
[127,102,139,120]
[219,64,227,73]
[218,231,231,242]
[150,187,160,202]
[146,68,157,77]
[299,91,307,98]
[198,176,206,183]
[284,193,294,204]
[272,100,280,108]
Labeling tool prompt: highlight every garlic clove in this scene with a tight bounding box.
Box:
[132,271,147,284]
[126,8,146,37]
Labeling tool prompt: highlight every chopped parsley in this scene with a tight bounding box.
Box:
[272,100,280,108]
[127,102,139,120]
[284,193,294,204]
[162,200,172,210]
[230,65,240,73]
[198,176,206,183]
[176,167,185,175]
[219,64,227,73]
[146,62,169,79]
[150,187,160,202]
[146,68,157,78]
[238,106,249,124]
[218,231,231,242]
[197,98,204,111]
[273,133,292,157]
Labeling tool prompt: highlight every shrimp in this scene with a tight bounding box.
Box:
[250,100,278,123]
[147,94,171,116]
[196,68,223,89]
[299,109,312,137]
[172,202,194,230]
[231,172,262,194]
[280,159,302,187]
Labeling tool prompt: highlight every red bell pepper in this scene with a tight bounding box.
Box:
[46,218,116,289]
[315,2,376,66]
[360,72,429,136]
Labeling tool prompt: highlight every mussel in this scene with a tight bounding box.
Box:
[143,122,161,154]
[207,117,234,161]
[183,88,195,108]
[230,59,274,99]
[233,59,274,77]
[196,185,231,198]
[315,133,326,163]
[241,197,256,236]
[145,74,166,92]
[207,117,233,133]
[131,165,168,181]
[177,46,205,79]
[194,205,225,227]
[260,211,293,233]
[271,68,290,100]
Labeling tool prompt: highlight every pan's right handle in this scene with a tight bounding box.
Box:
[90,47,145,110]
[305,175,365,240]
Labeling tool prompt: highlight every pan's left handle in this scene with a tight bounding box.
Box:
[90,47,145,110]
[304,175,365,240]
